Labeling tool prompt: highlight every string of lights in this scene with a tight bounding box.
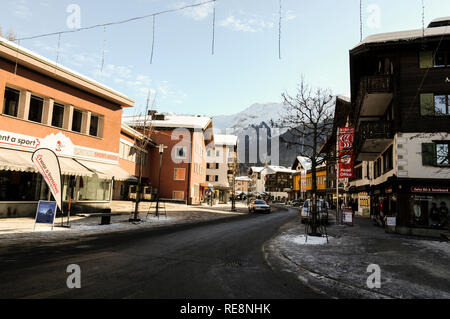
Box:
[15,0,217,42]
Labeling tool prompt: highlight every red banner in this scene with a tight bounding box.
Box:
[338,127,355,179]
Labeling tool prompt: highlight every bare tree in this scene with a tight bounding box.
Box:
[129,89,156,222]
[271,77,335,235]
[0,27,17,41]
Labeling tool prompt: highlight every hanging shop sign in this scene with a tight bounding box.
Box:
[338,127,355,179]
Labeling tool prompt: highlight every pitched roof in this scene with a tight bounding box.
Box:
[352,24,450,50]
[249,167,265,173]
[123,114,212,130]
[264,165,296,174]
[0,36,134,107]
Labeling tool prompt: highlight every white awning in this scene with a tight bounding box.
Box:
[0,148,92,177]
[76,160,138,182]
[59,157,93,177]
[0,148,37,173]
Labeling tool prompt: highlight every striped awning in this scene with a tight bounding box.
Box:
[76,159,138,182]
[0,148,93,177]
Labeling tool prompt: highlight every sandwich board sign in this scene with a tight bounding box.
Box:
[34,201,57,231]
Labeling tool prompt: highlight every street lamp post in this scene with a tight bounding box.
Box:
[156,144,166,218]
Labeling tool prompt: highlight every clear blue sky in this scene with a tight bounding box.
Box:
[1,0,449,117]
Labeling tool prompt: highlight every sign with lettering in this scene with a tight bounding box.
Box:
[411,187,450,194]
[0,131,40,150]
[32,149,63,213]
[0,130,118,164]
[338,127,355,179]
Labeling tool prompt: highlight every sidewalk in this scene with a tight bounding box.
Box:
[0,201,247,254]
[266,213,450,299]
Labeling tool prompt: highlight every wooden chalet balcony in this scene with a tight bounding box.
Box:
[357,75,393,119]
[359,120,394,140]
[355,120,394,161]
[361,75,392,94]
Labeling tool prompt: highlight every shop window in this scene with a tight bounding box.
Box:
[3,87,20,117]
[28,95,44,123]
[0,172,49,202]
[78,175,111,201]
[51,103,65,128]
[411,196,450,229]
[72,109,83,133]
[89,114,99,137]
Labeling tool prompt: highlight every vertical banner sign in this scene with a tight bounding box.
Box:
[32,148,63,213]
[338,127,355,179]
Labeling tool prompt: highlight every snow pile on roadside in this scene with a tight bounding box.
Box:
[282,234,332,246]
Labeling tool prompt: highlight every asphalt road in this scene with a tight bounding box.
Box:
[0,206,323,299]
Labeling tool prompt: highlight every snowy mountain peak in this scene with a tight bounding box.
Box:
[213,102,284,132]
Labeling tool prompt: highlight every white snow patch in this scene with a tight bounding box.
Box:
[283,235,332,246]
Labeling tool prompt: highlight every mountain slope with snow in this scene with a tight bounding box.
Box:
[213,102,284,132]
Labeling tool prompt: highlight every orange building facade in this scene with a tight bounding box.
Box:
[125,114,212,205]
[0,37,135,217]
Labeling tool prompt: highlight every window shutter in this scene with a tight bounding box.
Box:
[420,93,435,116]
[419,51,433,68]
[422,143,437,166]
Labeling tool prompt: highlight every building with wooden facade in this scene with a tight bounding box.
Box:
[349,17,450,235]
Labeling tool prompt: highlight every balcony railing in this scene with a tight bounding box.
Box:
[360,75,393,94]
[359,120,394,141]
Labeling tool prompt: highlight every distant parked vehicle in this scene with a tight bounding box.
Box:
[300,199,329,224]
[290,200,301,207]
[249,200,271,214]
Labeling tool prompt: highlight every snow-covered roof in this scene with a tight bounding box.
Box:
[430,16,450,24]
[123,114,212,130]
[352,24,450,50]
[235,176,251,182]
[0,36,134,107]
[214,134,238,146]
[264,166,296,174]
[296,156,312,171]
[337,95,351,103]
[250,167,265,173]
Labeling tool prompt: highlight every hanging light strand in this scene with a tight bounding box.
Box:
[101,26,106,72]
[150,15,156,64]
[13,39,20,77]
[278,0,282,59]
[55,33,62,73]
[212,0,216,55]
[360,0,363,42]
